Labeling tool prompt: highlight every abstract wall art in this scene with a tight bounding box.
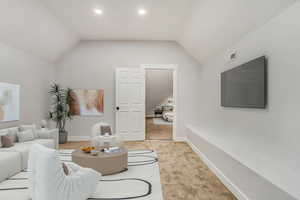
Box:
[0,82,20,122]
[70,89,104,116]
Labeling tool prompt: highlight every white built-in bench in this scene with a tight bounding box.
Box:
[186,124,298,200]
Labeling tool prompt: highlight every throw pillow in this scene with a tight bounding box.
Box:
[62,163,69,175]
[0,129,10,148]
[36,129,51,139]
[1,135,14,148]
[100,125,112,135]
[20,124,38,138]
[17,130,35,143]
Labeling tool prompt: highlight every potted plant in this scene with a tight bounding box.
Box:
[48,83,74,144]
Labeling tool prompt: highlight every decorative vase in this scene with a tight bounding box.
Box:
[59,130,68,144]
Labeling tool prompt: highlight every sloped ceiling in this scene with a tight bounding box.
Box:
[179,0,297,63]
[0,0,79,62]
[0,0,297,63]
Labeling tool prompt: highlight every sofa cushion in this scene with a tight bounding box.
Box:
[17,130,34,143]
[0,129,9,135]
[19,124,38,138]
[33,139,54,149]
[0,152,21,182]
[0,139,54,170]
[0,142,32,170]
[36,129,51,139]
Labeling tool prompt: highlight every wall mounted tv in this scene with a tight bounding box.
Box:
[221,56,267,108]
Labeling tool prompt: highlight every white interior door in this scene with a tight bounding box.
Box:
[115,68,145,141]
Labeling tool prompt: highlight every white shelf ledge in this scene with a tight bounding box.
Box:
[186,124,299,200]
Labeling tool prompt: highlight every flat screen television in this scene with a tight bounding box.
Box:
[221,56,267,108]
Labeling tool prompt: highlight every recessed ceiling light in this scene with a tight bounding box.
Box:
[138,9,147,16]
[93,8,103,15]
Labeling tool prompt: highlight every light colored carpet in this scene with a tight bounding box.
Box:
[153,117,172,125]
[60,141,237,200]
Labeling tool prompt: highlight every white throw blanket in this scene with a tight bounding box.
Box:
[28,144,101,200]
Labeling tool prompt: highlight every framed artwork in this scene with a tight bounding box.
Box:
[0,82,20,122]
[70,89,104,116]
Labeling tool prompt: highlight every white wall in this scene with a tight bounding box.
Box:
[146,69,173,116]
[192,2,300,199]
[0,42,55,129]
[56,41,201,140]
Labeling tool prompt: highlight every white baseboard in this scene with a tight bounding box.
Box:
[174,137,187,142]
[121,133,145,141]
[186,138,249,200]
[68,136,90,141]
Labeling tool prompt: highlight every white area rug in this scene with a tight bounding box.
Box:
[0,149,163,200]
[153,117,172,125]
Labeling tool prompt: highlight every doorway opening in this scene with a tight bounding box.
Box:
[144,65,176,140]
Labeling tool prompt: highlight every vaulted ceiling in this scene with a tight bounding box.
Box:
[42,0,193,41]
[0,0,297,63]
[0,0,78,62]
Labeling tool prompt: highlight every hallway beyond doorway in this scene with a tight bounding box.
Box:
[146,118,172,140]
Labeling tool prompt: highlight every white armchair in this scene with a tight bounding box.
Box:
[28,144,101,200]
[90,122,122,147]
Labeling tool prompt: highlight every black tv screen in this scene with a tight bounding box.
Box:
[221,56,267,108]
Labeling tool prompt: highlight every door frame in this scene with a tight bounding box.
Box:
[141,64,178,140]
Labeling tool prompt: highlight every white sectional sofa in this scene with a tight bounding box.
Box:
[0,151,21,182]
[0,125,58,183]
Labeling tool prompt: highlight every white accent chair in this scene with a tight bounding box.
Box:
[28,144,101,200]
[90,122,122,147]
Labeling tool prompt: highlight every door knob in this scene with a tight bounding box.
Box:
[116,107,120,110]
